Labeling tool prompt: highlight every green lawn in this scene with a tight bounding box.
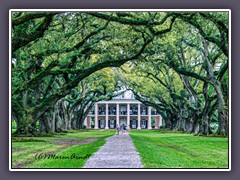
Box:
[12,130,115,168]
[130,130,229,168]
[12,129,229,169]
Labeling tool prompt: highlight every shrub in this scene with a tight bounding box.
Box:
[34,132,54,137]
[12,137,46,142]
[159,125,165,129]
[210,122,218,134]
[36,121,40,130]
[12,121,17,129]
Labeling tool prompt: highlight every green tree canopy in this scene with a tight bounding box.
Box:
[11,11,229,136]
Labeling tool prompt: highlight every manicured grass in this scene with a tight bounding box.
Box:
[12,130,115,168]
[12,129,229,169]
[129,130,229,168]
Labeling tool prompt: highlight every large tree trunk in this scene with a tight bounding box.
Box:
[14,111,36,136]
[185,117,193,133]
[218,111,227,135]
[42,114,51,133]
[55,115,62,133]
[51,108,56,132]
[67,110,72,130]
[59,101,67,130]
[202,38,228,136]
[191,117,199,134]
[39,119,45,133]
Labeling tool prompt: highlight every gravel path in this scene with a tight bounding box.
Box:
[83,132,143,168]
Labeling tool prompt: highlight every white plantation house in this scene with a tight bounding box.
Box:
[84,90,163,129]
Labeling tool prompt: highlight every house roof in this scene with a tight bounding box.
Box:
[97,99,141,104]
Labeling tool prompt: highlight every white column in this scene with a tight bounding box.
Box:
[148,106,152,129]
[87,116,91,129]
[159,115,163,127]
[94,103,98,129]
[83,106,88,128]
[84,117,87,127]
[137,103,141,129]
[105,103,109,129]
[155,116,159,129]
[116,103,119,126]
[127,103,130,126]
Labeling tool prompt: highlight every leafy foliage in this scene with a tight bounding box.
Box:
[11,11,229,136]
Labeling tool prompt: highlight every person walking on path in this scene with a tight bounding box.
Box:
[116,124,120,135]
[121,124,125,134]
[123,124,127,133]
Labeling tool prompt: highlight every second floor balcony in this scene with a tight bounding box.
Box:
[89,110,159,115]
[151,110,157,115]
[108,110,116,115]
[119,110,127,115]
[98,110,106,115]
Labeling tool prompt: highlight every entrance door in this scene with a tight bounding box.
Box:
[109,119,116,129]
[99,120,105,129]
[131,120,137,129]
[141,120,147,129]
[120,118,127,126]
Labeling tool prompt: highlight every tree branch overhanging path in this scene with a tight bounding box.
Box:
[11,11,229,136]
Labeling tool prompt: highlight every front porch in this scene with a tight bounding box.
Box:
[84,116,162,129]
